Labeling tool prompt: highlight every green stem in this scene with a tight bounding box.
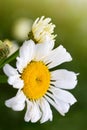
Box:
[0,50,19,69]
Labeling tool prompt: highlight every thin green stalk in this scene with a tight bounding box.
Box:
[0,50,19,69]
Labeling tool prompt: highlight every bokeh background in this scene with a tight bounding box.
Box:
[0,0,87,130]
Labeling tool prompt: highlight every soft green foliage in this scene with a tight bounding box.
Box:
[0,0,87,130]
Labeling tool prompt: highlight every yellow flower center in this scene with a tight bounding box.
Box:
[21,61,50,100]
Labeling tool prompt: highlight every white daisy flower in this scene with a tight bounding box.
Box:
[30,16,56,43]
[3,40,77,123]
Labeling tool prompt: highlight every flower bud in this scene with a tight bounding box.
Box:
[0,40,9,60]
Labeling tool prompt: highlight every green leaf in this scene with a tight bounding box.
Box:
[0,50,19,69]
[0,75,7,83]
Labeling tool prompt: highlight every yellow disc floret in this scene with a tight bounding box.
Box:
[21,61,50,100]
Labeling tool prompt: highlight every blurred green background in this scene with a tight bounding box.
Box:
[0,0,87,130]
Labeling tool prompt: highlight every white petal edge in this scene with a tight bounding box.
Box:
[12,78,24,89]
[24,100,41,123]
[7,75,24,89]
[16,40,35,73]
[45,94,69,116]
[49,87,77,105]
[5,91,26,111]
[51,69,78,89]
[35,38,54,61]
[38,97,52,123]
[3,64,18,77]
[3,64,23,89]
[43,45,72,69]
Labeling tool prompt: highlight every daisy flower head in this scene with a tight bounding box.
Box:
[29,16,56,43]
[3,40,77,123]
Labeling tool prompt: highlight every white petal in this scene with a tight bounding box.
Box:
[54,98,70,114]
[8,76,17,85]
[19,40,35,60]
[35,39,54,61]
[16,40,35,72]
[24,100,41,123]
[45,94,69,116]
[38,97,52,123]
[50,87,77,105]
[16,57,25,73]
[31,102,41,123]
[8,75,24,89]
[3,64,23,89]
[12,78,24,89]
[24,100,32,122]
[3,64,18,77]
[43,45,72,69]
[51,69,77,89]
[5,91,26,111]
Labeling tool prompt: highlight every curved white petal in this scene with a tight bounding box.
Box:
[24,100,32,122]
[51,69,77,89]
[3,64,18,77]
[43,45,72,69]
[8,76,17,85]
[50,87,77,105]
[12,78,24,89]
[3,64,23,89]
[45,94,69,116]
[45,35,55,49]
[24,100,41,123]
[5,91,26,111]
[16,57,25,73]
[16,40,35,72]
[7,75,24,89]
[35,39,54,61]
[38,97,52,123]
[54,98,70,114]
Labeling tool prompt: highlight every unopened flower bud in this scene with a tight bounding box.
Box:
[0,40,9,60]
